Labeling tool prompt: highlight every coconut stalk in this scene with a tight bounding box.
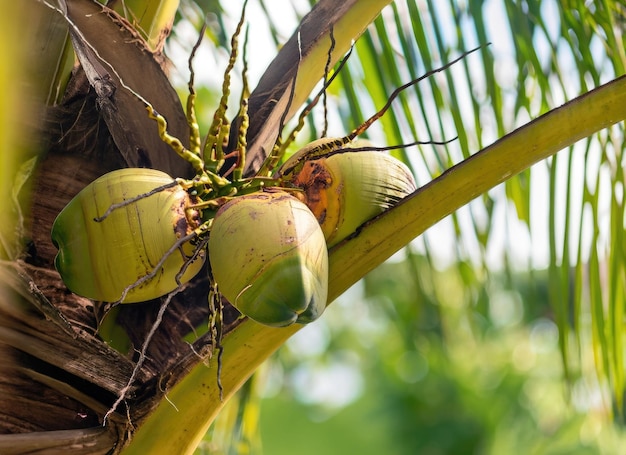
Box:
[125,73,626,455]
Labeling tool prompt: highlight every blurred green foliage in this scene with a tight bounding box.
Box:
[258,251,626,454]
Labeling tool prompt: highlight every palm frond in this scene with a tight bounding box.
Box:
[320,0,626,418]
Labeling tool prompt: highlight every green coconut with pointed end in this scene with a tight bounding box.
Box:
[282,139,417,247]
[52,168,206,303]
[208,191,328,327]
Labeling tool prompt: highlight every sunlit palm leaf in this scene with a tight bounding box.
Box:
[323,0,626,418]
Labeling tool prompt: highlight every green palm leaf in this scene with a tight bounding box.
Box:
[313,0,626,420]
